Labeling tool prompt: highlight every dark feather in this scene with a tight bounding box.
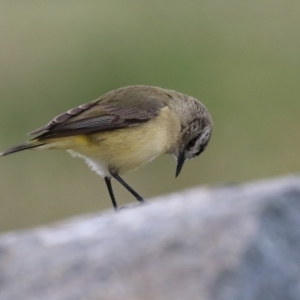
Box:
[28,102,97,135]
[29,86,167,140]
[0,142,45,156]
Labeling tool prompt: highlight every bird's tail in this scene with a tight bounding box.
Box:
[0,140,46,157]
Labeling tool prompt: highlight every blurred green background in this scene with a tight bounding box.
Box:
[0,1,299,232]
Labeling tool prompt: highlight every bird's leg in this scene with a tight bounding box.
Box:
[111,173,145,203]
[104,177,118,211]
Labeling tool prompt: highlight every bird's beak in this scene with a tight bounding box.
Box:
[175,151,185,178]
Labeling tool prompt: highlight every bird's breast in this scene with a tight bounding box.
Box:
[70,107,181,175]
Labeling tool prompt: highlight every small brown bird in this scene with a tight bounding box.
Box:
[1,85,212,210]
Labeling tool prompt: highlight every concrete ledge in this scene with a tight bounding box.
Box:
[1,175,300,300]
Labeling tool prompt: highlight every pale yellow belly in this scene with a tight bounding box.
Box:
[81,122,172,174]
[39,107,181,176]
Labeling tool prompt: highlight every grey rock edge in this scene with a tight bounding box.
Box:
[1,175,300,300]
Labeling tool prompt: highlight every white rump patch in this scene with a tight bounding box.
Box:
[67,150,110,177]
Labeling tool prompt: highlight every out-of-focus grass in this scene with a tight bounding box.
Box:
[0,1,300,232]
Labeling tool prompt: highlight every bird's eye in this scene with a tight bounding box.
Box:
[186,136,198,149]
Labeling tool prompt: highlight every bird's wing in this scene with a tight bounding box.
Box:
[29,87,167,139]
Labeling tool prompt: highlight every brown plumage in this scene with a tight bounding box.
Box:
[1,85,212,210]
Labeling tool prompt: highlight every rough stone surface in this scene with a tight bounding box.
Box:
[1,175,300,300]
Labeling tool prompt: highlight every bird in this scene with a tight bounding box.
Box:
[0,85,212,210]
